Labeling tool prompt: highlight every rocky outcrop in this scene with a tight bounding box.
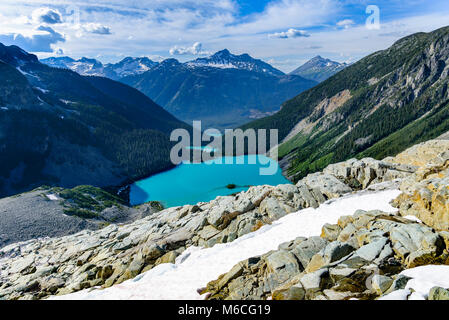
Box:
[0,186,147,248]
[323,158,416,189]
[203,210,448,300]
[392,141,449,230]
[0,177,358,300]
[202,139,449,301]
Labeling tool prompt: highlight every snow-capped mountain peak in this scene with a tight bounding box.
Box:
[186,49,285,76]
[41,56,159,80]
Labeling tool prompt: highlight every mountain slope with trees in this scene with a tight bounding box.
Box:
[0,43,188,198]
[243,26,449,181]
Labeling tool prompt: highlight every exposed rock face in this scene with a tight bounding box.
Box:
[202,140,449,301]
[428,286,449,300]
[204,210,448,300]
[323,158,416,189]
[392,141,449,230]
[0,177,358,300]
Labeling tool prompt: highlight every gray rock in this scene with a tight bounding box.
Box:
[371,275,393,295]
[428,287,449,300]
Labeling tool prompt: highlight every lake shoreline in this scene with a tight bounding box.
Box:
[129,155,292,208]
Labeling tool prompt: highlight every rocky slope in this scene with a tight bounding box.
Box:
[3,137,447,300]
[0,186,160,248]
[244,26,449,181]
[202,139,449,300]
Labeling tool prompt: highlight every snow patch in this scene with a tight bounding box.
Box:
[403,215,423,223]
[46,194,59,201]
[35,87,49,94]
[380,265,449,300]
[53,189,401,300]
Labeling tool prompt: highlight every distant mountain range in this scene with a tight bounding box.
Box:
[42,50,318,129]
[244,26,449,181]
[0,43,188,198]
[123,50,318,128]
[290,56,349,82]
[41,56,157,80]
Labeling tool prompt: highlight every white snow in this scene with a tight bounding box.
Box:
[35,87,49,94]
[380,265,449,300]
[1,107,8,111]
[53,189,401,300]
[403,215,423,223]
[187,62,238,70]
[60,99,74,105]
[46,194,59,201]
[16,67,40,80]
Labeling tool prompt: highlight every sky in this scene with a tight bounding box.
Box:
[0,0,448,73]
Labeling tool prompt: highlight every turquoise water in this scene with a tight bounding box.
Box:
[130,155,291,208]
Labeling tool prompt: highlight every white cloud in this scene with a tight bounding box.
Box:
[0,0,448,73]
[269,28,310,39]
[169,42,209,55]
[32,7,62,24]
[0,25,65,52]
[336,19,355,29]
[81,23,112,35]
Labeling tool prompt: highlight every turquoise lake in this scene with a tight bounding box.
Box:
[130,155,291,208]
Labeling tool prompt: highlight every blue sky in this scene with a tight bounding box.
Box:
[0,0,448,72]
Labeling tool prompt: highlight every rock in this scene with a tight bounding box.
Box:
[303,173,352,199]
[428,287,449,300]
[321,224,342,242]
[300,269,328,298]
[384,275,411,294]
[217,263,245,291]
[272,284,305,300]
[337,223,357,243]
[329,265,356,282]
[291,237,328,269]
[324,158,414,189]
[265,251,301,282]
[259,197,287,221]
[155,251,178,265]
[40,276,65,293]
[371,275,393,295]
[393,140,449,167]
[306,242,355,273]
[389,224,446,267]
[354,238,388,262]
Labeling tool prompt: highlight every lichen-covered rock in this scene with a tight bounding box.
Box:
[428,286,449,300]
[204,208,449,300]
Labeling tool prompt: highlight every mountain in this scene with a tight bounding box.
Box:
[0,43,188,198]
[41,56,157,80]
[243,26,449,181]
[290,55,348,82]
[122,50,317,128]
[187,49,284,76]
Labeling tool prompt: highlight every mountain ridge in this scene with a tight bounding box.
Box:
[289,55,348,82]
[243,26,449,181]
[0,42,189,198]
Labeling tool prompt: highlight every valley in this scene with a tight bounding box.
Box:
[1,11,449,303]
